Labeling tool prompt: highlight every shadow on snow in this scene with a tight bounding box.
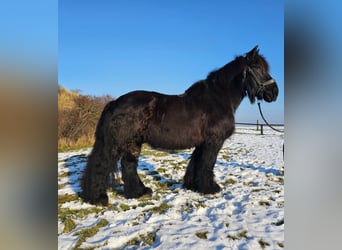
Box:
[61,149,280,196]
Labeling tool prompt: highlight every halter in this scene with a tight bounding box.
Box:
[244,66,282,132]
[246,66,275,90]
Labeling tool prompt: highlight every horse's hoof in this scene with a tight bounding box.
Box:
[125,187,152,199]
[93,193,109,206]
[183,182,196,192]
[99,197,109,206]
[198,183,221,195]
[140,187,153,199]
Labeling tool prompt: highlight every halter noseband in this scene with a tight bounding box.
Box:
[246,66,275,89]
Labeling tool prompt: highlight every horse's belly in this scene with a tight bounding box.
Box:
[145,123,203,150]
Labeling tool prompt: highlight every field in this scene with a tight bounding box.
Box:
[58,126,284,249]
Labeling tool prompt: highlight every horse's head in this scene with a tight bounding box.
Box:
[243,46,279,103]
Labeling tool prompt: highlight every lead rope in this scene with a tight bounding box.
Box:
[257,101,284,162]
[257,102,284,133]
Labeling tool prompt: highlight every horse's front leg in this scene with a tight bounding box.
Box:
[183,144,201,191]
[184,141,223,194]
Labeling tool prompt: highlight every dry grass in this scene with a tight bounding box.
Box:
[73,218,109,248]
[58,135,94,152]
[58,85,79,110]
[196,231,208,239]
[58,85,113,152]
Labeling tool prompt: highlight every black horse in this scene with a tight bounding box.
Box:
[81,46,279,205]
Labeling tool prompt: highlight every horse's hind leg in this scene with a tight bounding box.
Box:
[108,149,120,190]
[121,142,152,199]
[81,143,114,206]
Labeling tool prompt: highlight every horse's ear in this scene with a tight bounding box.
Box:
[246,45,259,62]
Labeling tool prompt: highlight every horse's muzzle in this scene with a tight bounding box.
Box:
[263,81,278,102]
[257,81,278,102]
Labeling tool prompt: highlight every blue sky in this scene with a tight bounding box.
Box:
[59,0,283,123]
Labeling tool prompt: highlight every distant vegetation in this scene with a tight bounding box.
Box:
[58,85,114,151]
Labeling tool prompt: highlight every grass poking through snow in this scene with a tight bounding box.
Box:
[58,127,284,249]
[73,218,109,249]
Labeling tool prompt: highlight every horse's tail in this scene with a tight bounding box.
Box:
[92,101,113,152]
[80,93,157,204]
[80,100,120,205]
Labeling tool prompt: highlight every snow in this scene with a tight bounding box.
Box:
[58,126,284,249]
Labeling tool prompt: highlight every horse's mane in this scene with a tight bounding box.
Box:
[255,54,270,72]
[185,56,246,96]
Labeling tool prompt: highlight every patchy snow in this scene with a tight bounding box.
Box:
[58,126,284,249]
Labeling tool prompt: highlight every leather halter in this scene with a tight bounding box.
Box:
[246,66,275,89]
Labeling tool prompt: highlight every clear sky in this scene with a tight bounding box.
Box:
[59,0,284,124]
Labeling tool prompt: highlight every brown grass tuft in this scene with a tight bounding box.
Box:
[58,85,114,151]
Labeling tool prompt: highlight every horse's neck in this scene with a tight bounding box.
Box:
[211,72,245,114]
[224,61,246,113]
[185,58,246,113]
[229,91,245,114]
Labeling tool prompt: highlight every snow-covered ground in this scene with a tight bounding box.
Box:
[58,126,284,249]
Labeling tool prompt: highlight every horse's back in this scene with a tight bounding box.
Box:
[99,90,206,149]
[144,93,206,149]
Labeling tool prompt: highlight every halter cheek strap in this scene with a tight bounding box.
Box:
[247,66,275,88]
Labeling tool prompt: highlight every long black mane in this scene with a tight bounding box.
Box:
[80,46,278,205]
[185,56,246,96]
